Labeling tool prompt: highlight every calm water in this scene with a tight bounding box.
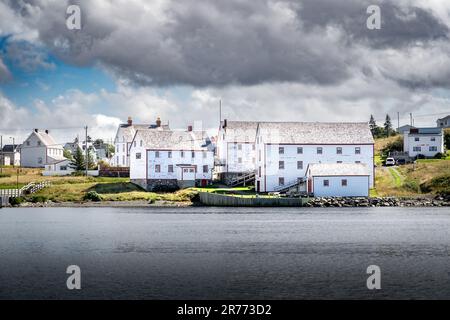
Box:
[0,206,449,299]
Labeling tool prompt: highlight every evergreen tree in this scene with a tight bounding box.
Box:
[85,147,97,170]
[384,114,393,137]
[369,115,377,135]
[63,149,73,160]
[70,146,85,171]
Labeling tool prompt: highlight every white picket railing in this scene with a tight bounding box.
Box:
[0,181,51,198]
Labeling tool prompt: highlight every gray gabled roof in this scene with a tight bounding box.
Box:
[1,144,20,152]
[221,120,259,143]
[134,130,211,151]
[307,163,369,176]
[116,123,170,143]
[408,127,443,135]
[257,122,374,144]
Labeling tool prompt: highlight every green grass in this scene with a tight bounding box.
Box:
[388,167,403,187]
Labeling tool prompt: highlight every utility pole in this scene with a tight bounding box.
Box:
[85,126,88,177]
[219,99,222,124]
[410,113,413,126]
[10,137,15,168]
[397,112,400,131]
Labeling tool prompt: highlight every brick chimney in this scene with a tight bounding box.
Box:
[156,117,161,127]
[187,125,193,132]
[45,129,49,134]
[127,116,133,126]
[34,129,38,133]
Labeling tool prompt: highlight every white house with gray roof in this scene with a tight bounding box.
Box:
[305,163,370,197]
[215,120,259,184]
[403,127,444,158]
[112,116,170,167]
[254,122,374,193]
[129,128,214,191]
[20,129,65,168]
[436,115,450,128]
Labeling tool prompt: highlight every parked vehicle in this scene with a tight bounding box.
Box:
[385,158,396,166]
[396,158,406,165]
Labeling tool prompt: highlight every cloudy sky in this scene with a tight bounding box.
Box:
[1,0,450,143]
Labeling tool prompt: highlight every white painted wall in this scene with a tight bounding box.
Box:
[311,176,369,197]
[20,133,49,168]
[113,127,132,167]
[404,133,444,157]
[147,149,214,180]
[255,142,374,192]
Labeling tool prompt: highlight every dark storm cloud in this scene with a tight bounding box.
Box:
[297,0,449,48]
[2,0,450,89]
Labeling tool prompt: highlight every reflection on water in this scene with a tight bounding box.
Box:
[0,206,449,299]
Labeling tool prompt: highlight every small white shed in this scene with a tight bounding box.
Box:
[306,163,370,197]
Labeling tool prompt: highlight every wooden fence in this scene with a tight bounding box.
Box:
[0,181,51,207]
[198,192,310,207]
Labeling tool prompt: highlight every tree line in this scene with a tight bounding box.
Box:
[369,114,396,139]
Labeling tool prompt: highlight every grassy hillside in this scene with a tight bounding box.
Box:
[372,134,450,197]
[0,167,197,203]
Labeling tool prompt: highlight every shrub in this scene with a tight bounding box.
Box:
[381,136,403,156]
[0,173,12,178]
[30,195,49,203]
[83,191,102,202]
[151,184,180,192]
[433,152,444,159]
[403,179,420,193]
[416,154,426,159]
[9,197,24,206]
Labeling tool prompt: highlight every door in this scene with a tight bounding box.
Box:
[256,181,260,192]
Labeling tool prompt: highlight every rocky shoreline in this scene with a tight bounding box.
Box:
[304,195,450,207]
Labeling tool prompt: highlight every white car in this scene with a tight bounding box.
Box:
[385,158,396,166]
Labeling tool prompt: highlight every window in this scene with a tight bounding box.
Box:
[258,150,261,161]
[297,161,303,169]
[238,157,242,164]
[168,165,174,173]
[279,177,285,186]
[355,161,361,164]
[317,147,323,154]
[203,151,207,158]
[155,151,160,158]
[413,146,421,152]
[26,141,30,146]
[168,151,172,158]
[279,161,284,170]
[192,151,195,158]
[122,144,125,152]
[429,146,438,152]
[252,144,255,150]
[258,166,261,177]
[279,147,284,154]
[136,153,141,159]
[252,157,255,164]
[122,155,125,164]
[38,157,43,164]
[60,166,67,171]
[238,144,242,151]
[37,141,41,146]
[134,141,136,147]
[155,165,161,173]
[336,147,342,154]
[431,137,436,142]
[337,161,343,164]
[203,165,208,173]
[323,179,329,187]
[181,151,184,158]
[341,179,347,187]
[415,137,420,142]
[116,156,119,164]
[140,140,143,147]
[297,147,303,154]
[355,147,361,154]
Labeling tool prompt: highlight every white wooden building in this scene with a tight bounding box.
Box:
[254,122,374,193]
[403,127,444,158]
[20,129,65,168]
[436,115,450,128]
[0,144,20,166]
[129,128,214,190]
[215,120,258,183]
[305,163,370,197]
[112,116,170,167]
[43,159,99,176]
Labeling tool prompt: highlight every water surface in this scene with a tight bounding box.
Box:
[0,206,449,299]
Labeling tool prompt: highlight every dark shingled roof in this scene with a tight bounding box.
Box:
[257,122,374,144]
[1,144,20,152]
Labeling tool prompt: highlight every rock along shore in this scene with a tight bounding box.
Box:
[304,195,450,207]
